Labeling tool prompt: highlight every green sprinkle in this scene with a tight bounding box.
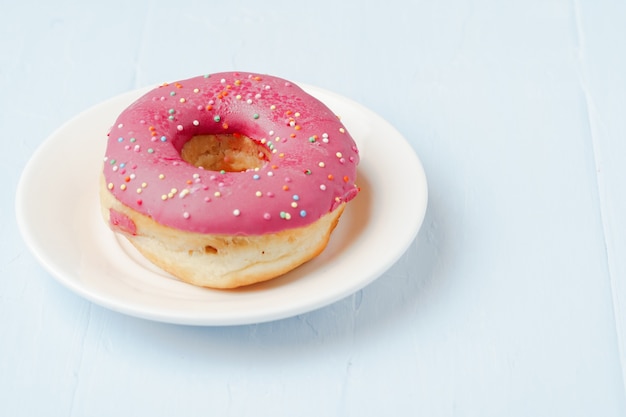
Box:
[253,113,259,119]
[214,115,221,122]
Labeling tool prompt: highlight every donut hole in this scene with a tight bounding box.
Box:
[181,133,270,172]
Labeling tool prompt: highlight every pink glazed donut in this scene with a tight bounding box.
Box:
[100,72,360,288]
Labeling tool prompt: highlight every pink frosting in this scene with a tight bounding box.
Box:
[102,72,359,235]
[109,208,137,236]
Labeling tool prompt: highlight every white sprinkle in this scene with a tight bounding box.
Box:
[320,184,327,191]
[233,209,241,216]
[177,125,184,131]
[193,120,199,126]
[183,212,190,219]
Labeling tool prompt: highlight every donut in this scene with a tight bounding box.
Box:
[100,72,360,288]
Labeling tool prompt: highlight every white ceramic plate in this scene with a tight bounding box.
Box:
[16,83,428,326]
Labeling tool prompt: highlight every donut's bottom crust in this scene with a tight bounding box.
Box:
[99,176,345,289]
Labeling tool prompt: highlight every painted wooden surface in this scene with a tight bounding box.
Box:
[2,0,625,415]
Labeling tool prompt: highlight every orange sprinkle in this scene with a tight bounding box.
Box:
[343,176,350,182]
[290,133,296,138]
[125,176,131,182]
[222,122,229,130]
[254,76,262,81]
[206,104,213,111]
[328,174,334,180]
[186,180,192,185]
[294,125,301,131]
[234,80,241,86]
[282,185,289,191]
[149,126,156,131]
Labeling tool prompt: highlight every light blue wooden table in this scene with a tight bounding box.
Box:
[3,0,625,415]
